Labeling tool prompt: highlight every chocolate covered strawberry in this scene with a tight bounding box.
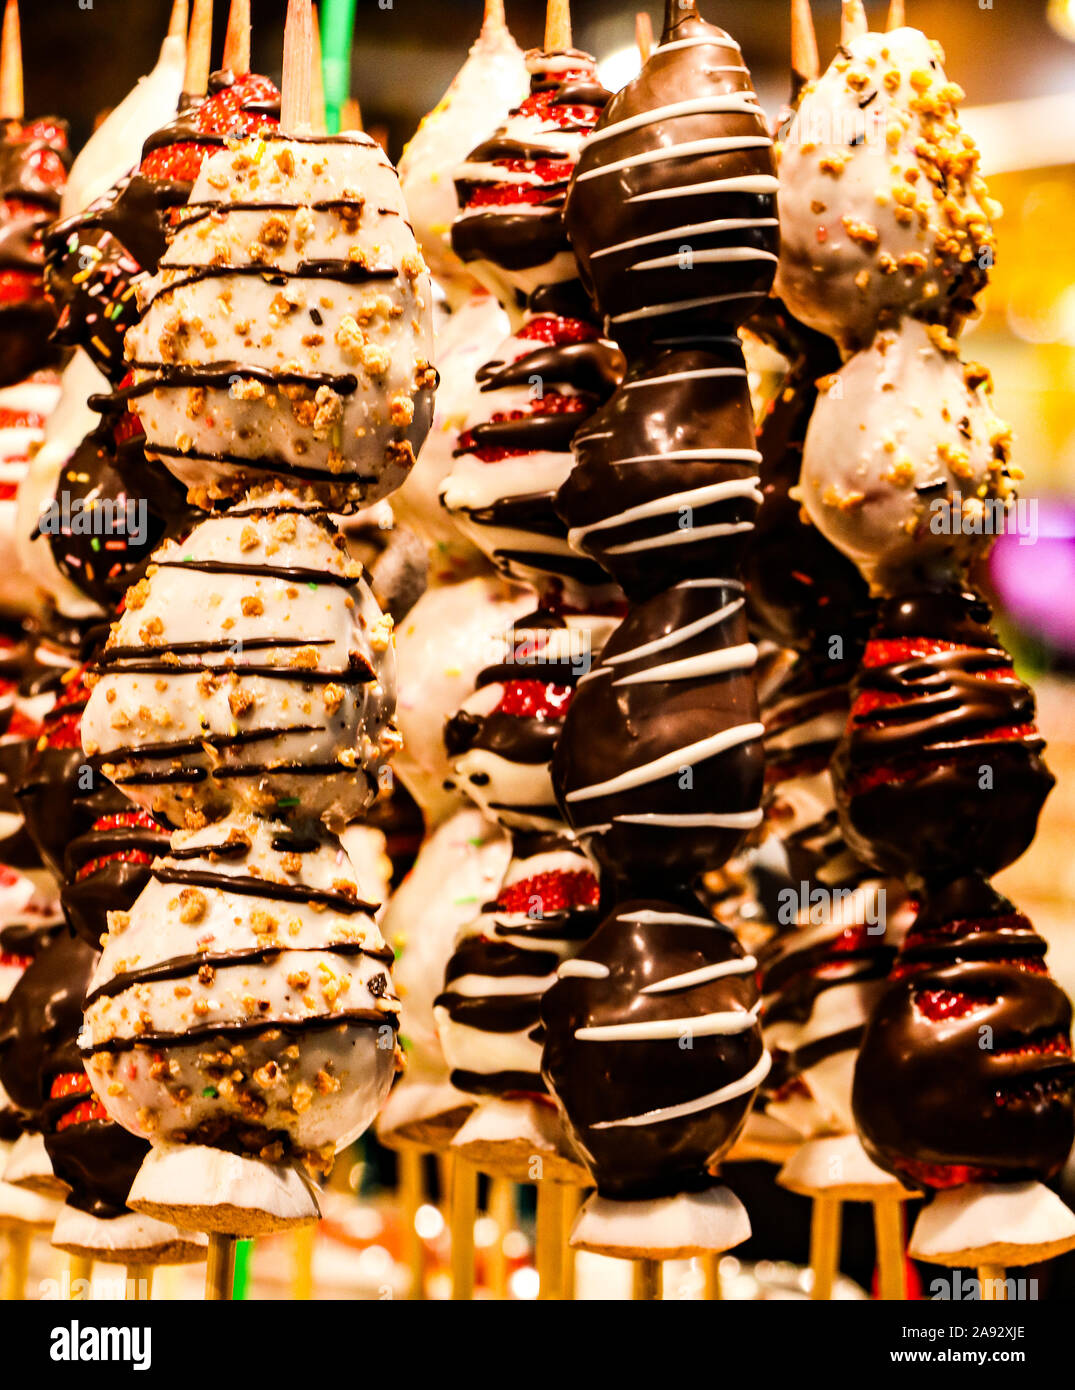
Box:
[16,663,142,884]
[0,116,70,385]
[0,930,151,1219]
[435,830,601,1098]
[62,806,168,948]
[832,589,1053,887]
[45,71,279,382]
[854,878,1075,1190]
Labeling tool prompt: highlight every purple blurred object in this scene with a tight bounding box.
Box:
[990,498,1075,654]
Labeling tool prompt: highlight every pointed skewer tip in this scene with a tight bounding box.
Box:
[841,0,869,44]
[545,0,572,53]
[167,0,189,42]
[280,0,315,134]
[636,12,654,65]
[791,0,819,83]
[309,2,327,136]
[482,0,506,36]
[184,0,214,97]
[0,0,22,122]
[223,0,251,74]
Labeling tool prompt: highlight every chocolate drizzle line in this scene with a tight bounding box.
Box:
[85,939,391,1008]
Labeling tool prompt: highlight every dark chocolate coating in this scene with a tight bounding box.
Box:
[852,878,1075,1189]
[564,2,777,347]
[0,117,70,385]
[45,223,141,383]
[34,395,198,610]
[761,645,869,889]
[62,810,170,948]
[759,909,897,1105]
[0,902,64,1140]
[540,899,764,1198]
[552,580,763,895]
[15,667,123,882]
[0,930,147,1217]
[831,589,1054,887]
[743,311,871,650]
[555,341,759,600]
[0,625,87,866]
[446,322,625,596]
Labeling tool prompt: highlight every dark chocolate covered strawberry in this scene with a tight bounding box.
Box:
[0,116,70,385]
[62,806,168,948]
[831,589,1054,887]
[853,878,1075,1190]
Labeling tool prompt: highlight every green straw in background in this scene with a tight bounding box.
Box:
[320,0,356,133]
[232,1239,254,1300]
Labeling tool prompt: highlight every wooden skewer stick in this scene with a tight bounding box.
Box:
[633,1257,662,1300]
[167,0,189,42]
[290,1224,316,1299]
[68,1255,93,1297]
[560,1185,581,1300]
[204,1232,237,1300]
[398,1147,426,1300]
[1,1228,31,1300]
[886,0,906,30]
[222,0,250,74]
[449,1156,477,1300]
[0,0,23,121]
[635,11,654,64]
[791,0,819,88]
[873,1195,907,1301]
[809,1195,842,1300]
[310,3,328,136]
[703,1253,722,1299]
[979,1265,1008,1301]
[545,0,571,53]
[535,1181,564,1300]
[125,1264,154,1301]
[482,0,507,35]
[280,0,315,134]
[487,1177,514,1301]
[841,0,868,44]
[184,0,214,97]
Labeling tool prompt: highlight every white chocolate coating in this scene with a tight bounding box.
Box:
[775,28,996,352]
[81,814,400,1169]
[399,24,528,303]
[434,835,599,1087]
[382,806,510,1084]
[799,319,1014,591]
[125,134,436,510]
[81,492,397,829]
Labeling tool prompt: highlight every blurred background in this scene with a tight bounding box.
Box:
[14,0,1075,1297]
